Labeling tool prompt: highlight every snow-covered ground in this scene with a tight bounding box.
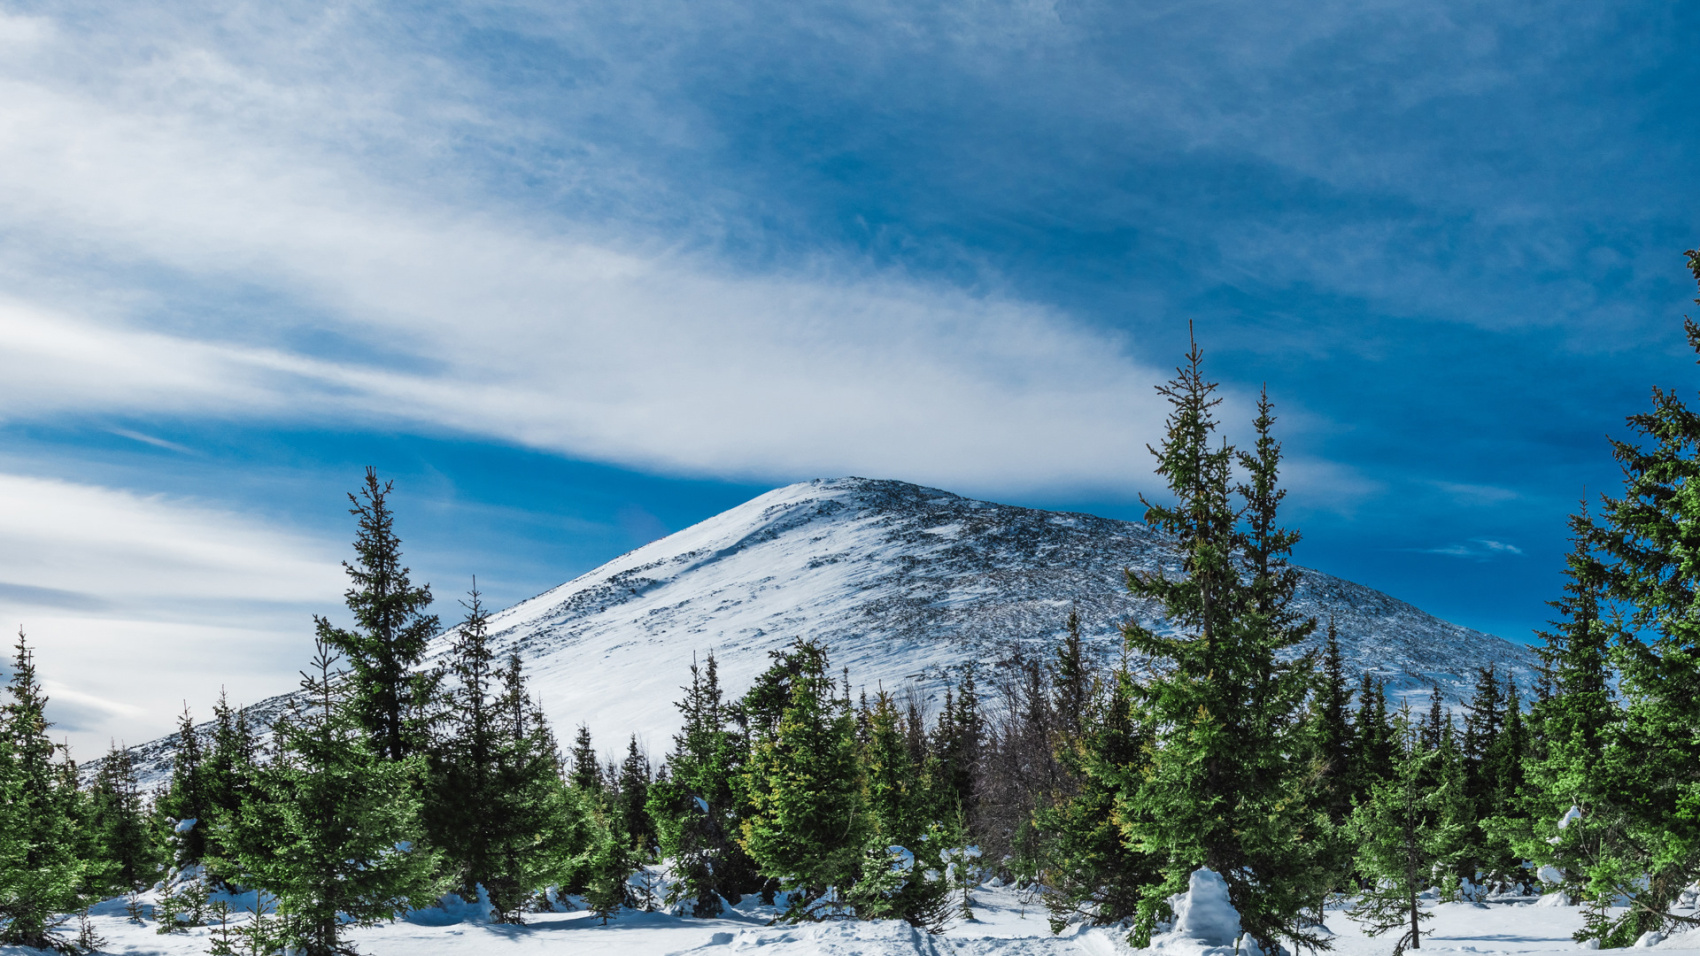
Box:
[21,879,1700,956]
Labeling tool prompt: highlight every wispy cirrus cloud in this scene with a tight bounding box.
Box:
[1408,538,1525,560]
[0,471,344,755]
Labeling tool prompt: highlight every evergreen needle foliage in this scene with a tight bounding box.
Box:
[231,637,443,956]
[1114,339,1331,951]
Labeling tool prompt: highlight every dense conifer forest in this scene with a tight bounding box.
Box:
[2,253,1699,956]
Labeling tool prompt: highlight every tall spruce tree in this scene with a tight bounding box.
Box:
[1051,610,1091,744]
[0,630,89,952]
[738,639,865,920]
[1518,505,1627,913]
[232,637,442,956]
[491,650,593,920]
[849,687,953,929]
[426,586,586,920]
[1310,618,1356,827]
[1582,250,1700,944]
[156,704,209,869]
[1114,352,1328,950]
[1353,675,1396,803]
[200,690,259,883]
[616,737,654,855]
[316,468,440,762]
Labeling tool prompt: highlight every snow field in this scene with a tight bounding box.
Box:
[20,873,1700,956]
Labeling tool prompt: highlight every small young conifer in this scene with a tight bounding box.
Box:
[232,637,442,956]
[1347,709,1469,956]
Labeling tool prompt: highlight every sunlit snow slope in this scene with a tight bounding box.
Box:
[130,477,1538,776]
[443,477,1536,756]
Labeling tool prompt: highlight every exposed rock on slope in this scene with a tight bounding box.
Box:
[128,477,1538,779]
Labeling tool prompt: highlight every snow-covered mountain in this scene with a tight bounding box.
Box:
[128,477,1538,778]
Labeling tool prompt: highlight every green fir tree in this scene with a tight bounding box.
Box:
[0,630,90,952]
[1114,351,1330,950]
[315,468,441,763]
[232,637,443,956]
[738,639,865,920]
[1347,710,1470,956]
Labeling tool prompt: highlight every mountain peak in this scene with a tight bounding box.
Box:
[120,477,1537,780]
[469,476,1532,756]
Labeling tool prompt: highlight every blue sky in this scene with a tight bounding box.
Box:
[0,0,1695,754]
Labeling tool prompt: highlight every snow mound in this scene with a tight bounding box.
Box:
[1149,870,1260,956]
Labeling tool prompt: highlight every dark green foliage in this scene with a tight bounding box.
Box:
[738,639,866,920]
[1051,611,1090,743]
[1556,252,1700,945]
[1035,662,1158,931]
[1309,618,1356,827]
[231,637,443,956]
[428,590,592,922]
[1352,675,1396,803]
[156,703,209,869]
[315,468,441,763]
[1515,507,1627,915]
[0,630,90,952]
[1346,712,1470,956]
[616,737,655,854]
[649,653,761,916]
[928,671,982,829]
[570,724,603,794]
[87,742,160,896]
[1113,352,1330,950]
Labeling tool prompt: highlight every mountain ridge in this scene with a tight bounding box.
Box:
[122,476,1538,781]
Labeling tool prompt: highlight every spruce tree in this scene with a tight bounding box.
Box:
[648,652,759,916]
[1309,618,1356,827]
[616,738,654,855]
[0,630,89,951]
[847,689,954,928]
[1114,355,1329,950]
[1050,610,1091,743]
[1353,675,1395,803]
[929,668,982,829]
[87,743,159,896]
[316,468,441,762]
[1583,251,1700,943]
[1347,710,1470,956]
[201,690,259,883]
[862,689,923,848]
[738,638,865,920]
[490,650,592,920]
[1516,506,1628,915]
[569,724,603,794]
[232,637,442,955]
[157,704,209,869]
[1036,662,1158,930]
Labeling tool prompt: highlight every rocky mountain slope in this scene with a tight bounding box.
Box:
[128,477,1539,777]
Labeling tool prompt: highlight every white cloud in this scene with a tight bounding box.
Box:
[0,472,344,756]
[1407,537,1524,560]
[0,5,1367,501]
